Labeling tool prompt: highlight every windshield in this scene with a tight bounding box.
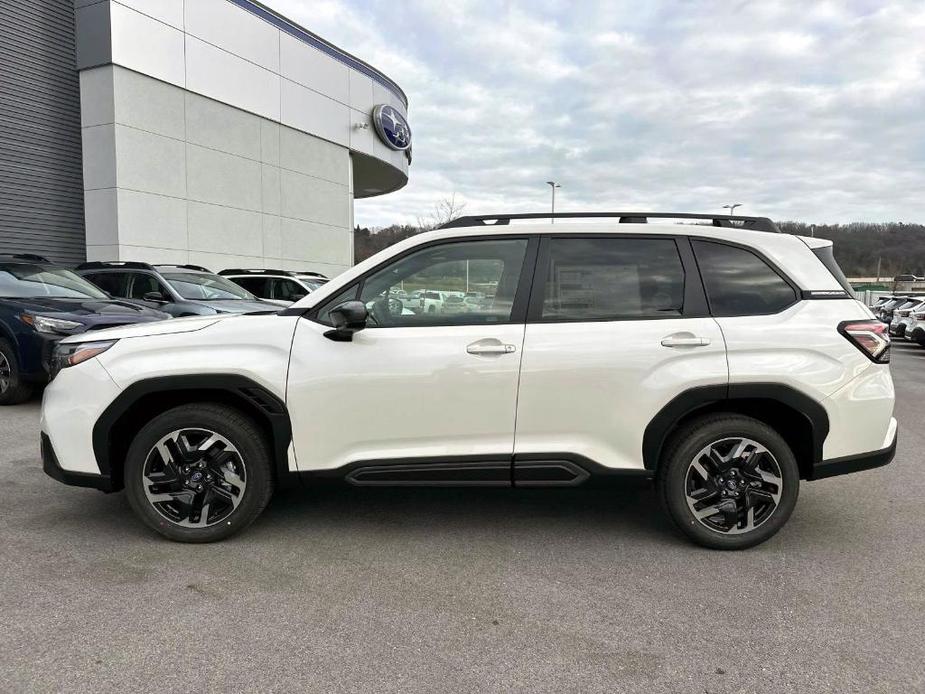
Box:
[301,278,327,291]
[161,272,256,300]
[0,264,109,299]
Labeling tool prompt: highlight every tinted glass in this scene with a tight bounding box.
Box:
[541,238,684,320]
[128,273,167,300]
[0,264,108,299]
[161,272,255,300]
[84,272,129,296]
[693,241,797,316]
[230,277,268,297]
[270,278,306,302]
[356,239,528,327]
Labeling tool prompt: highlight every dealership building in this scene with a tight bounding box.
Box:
[0,0,411,275]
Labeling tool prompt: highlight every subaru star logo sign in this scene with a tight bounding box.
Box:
[372,104,411,152]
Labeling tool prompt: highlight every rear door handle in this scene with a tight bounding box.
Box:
[661,335,711,347]
[467,339,517,356]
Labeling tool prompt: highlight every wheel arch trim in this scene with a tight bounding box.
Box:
[642,383,829,472]
[92,374,294,490]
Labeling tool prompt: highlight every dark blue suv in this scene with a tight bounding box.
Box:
[0,254,169,405]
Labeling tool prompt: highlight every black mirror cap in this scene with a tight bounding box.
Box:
[324,300,368,341]
[143,291,165,302]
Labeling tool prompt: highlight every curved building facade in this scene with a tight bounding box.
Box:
[0,0,411,275]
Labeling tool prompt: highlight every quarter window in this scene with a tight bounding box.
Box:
[693,241,797,316]
[540,238,685,321]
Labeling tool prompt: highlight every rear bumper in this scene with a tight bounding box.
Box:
[41,433,113,492]
[810,429,897,480]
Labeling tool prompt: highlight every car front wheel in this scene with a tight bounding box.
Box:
[0,339,33,406]
[657,414,799,550]
[124,403,274,542]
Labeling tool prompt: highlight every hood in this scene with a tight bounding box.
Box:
[60,314,228,343]
[197,299,281,314]
[5,296,168,320]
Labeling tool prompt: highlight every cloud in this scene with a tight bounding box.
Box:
[268,0,925,226]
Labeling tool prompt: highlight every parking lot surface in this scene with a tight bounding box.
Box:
[1,344,924,693]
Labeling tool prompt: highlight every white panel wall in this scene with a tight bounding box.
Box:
[116,0,184,29]
[185,36,281,122]
[185,0,280,71]
[80,65,353,275]
[91,0,409,184]
[109,2,185,86]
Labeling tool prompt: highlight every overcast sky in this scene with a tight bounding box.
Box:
[268,0,925,228]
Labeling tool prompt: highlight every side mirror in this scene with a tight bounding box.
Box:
[291,293,307,301]
[143,291,166,302]
[325,301,368,341]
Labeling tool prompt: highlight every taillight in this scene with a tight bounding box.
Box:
[838,320,890,363]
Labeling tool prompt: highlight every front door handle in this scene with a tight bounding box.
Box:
[467,339,517,356]
[661,334,711,348]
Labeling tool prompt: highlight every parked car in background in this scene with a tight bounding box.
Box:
[77,262,277,316]
[878,296,914,324]
[0,254,168,405]
[218,269,328,307]
[890,298,925,338]
[906,304,925,346]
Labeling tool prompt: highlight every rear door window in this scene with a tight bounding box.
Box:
[693,241,797,317]
[539,237,685,321]
[84,272,129,297]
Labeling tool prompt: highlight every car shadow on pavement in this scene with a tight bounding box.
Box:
[253,478,684,546]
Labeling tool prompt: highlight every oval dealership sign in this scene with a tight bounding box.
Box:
[372,104,411,151]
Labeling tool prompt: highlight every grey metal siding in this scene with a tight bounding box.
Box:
[0,0,85,265]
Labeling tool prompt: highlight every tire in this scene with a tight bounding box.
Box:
[124,403,274,542]
[656,414,800,550]
[0,339,34,406]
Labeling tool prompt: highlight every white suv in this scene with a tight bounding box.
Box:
[40,213,896,549]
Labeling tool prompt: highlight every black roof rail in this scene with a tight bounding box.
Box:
[438,212,780,233]
[75,260,155,271]
[218,268,291,276]
[299,271,328,278]
[155,264,212,273]
[0,253,51,263]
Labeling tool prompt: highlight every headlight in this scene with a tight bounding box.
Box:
[50,340,117,379]
[20,314,83,334]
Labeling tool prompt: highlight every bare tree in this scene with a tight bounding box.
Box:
[417,193,466,230]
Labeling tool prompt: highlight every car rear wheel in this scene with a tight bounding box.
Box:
[657,414,799,550]
[124,403,274,542]
[0,340,33,406]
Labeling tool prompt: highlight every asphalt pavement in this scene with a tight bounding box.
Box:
[1,344,923,693]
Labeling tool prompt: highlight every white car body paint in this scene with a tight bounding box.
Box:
[41,222,895,487]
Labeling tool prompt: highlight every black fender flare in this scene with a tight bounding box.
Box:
[92,374,294,487]
[642,383,829,470]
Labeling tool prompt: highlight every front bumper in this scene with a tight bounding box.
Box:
[41,433,113,492]
[810,429,897,480]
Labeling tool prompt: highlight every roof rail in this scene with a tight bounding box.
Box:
[155,264,212,273]
[439,212,780,233]
[218,268,291,276]
[75,261,155,271]
[0,253,51,263]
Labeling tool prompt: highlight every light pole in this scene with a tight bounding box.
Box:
[722,203,743,216]
[546,181,561,223]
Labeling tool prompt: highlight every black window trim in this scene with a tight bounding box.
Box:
[689,236,802,318]
[525,233,708,324]
[306,234,540,328]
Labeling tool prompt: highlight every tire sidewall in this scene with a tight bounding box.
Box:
[660,416,800,550]
[124,404,273,542]
[0,338,32,406]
